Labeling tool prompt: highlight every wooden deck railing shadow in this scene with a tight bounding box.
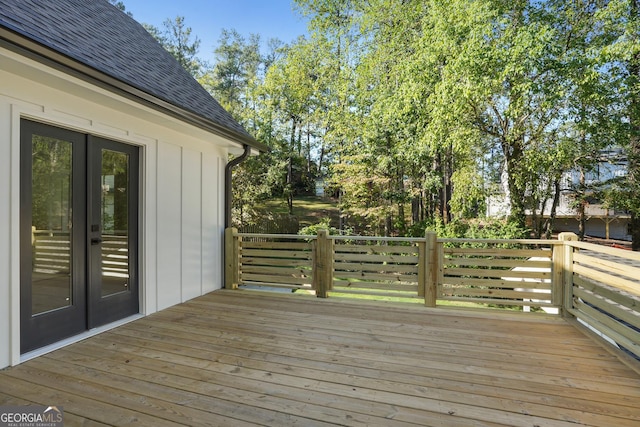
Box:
[225,227,640,360]
[32,228,129,277]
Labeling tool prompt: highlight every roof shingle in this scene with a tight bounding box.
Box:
[0,0,258,147]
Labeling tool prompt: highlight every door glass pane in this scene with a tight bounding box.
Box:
[31,136,73,315]
[101,149,130,297]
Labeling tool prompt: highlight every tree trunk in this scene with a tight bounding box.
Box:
[442,144,453,224]
[577,166,586,240]
[504,136,527,229]
[411,195,420,225]
[545,176,561,239]
[318,129,327,179]
[396,161,405,234]
[287,118,296,215]
[434,153,445,223]
[306,124,312,174]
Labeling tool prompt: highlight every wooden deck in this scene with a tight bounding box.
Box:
[1,290,640,426]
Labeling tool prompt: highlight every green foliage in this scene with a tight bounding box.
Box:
[201,29,262,119]
[139,0,640,244]
[299,218,340,236]
[107,0,132,16]
[144,17,203,77]
[427,217,530,240]
[31,137,72,231]
[449,164,486,219]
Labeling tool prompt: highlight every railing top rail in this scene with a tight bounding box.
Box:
[568,240,640,262]
[236,232,316,240]
[438,238,560,245]
[234,232,564,245]
[330,235,424,243]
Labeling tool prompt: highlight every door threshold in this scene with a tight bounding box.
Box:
[20,313,144,364]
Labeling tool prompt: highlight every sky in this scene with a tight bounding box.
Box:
[121,0,309,61]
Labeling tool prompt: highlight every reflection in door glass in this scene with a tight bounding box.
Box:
[31,136,73,315]
[101,149,130,297]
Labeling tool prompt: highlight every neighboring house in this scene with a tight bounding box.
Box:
[486,150,631,241]
[0,0,265,369]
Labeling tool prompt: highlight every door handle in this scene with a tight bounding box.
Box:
[91,237,103,245]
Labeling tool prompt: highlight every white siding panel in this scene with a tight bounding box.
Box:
[142,140,158,315]
[181,148,202,301]
[156,142,182,310]
[201,152,219,293]
[0,98,11,368]
[218,156,225,288]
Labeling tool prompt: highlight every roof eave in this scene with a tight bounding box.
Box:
[0,27,269,153]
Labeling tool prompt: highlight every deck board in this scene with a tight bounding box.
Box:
[1,289,640,426]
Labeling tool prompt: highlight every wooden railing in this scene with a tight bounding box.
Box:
[439,237,559,310]
[32,230,71,273]
[225,228,564,309]
[563,239,640,359]
[332,235,423,301]
[225,230,314,292]
[225,227,640,359]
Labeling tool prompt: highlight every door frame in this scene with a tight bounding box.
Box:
[17,117,143,355]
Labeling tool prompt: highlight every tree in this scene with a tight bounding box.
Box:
[144,17,203,77]
[346,0,431,233]
[200,29,263,120]
[107,0,132,16]
[618,0,640,250]
[259,37,324,214]
[132,0,640,241]
[199,30,294,226]
[629,0,640,250]
[295,0,367,231]
[590,0,640,248]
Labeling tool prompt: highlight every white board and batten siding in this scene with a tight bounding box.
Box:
[156,144,223,310]
[0,46,232,368]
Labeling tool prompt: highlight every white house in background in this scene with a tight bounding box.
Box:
[0,0,265,369]
[486,150,631,241]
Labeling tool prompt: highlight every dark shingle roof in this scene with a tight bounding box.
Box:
[0,0,262,149]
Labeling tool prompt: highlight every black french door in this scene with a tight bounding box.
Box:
[20,119,139,353]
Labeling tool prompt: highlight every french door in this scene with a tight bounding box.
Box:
[20,119,139,353]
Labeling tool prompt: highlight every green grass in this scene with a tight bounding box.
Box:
[328,292,423,304]
[258,196,340,228]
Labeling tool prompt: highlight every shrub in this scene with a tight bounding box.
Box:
[299,218,341,236]
[421,217,530,240]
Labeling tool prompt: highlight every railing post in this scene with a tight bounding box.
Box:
[558,232,577,318]
[551,240,564,312]
[313,229,333,298]
[224,227,241,289]
[422,231,438,307]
